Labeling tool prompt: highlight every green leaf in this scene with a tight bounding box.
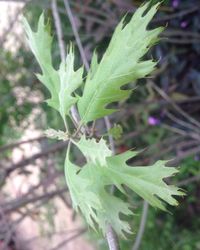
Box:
[23,14,83,126]
[65,144,102,229]
[108,124,123,140]
[58,47,83,124]
[65,143,132,236]
[78,2,164,124]
[65,136,183,236]
[72,135,112,165]
[106,151,183,210]
[23,14,59,109]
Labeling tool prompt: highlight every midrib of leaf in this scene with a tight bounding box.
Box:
[80,72,123,124]
[42,67,59,94]
[78,3,164,124]
[58,60,73,126]
[80,80,107,124]
[110,168,169,190]
[79,48,117,123]
[105,163,180,208]
[79,51,131,123]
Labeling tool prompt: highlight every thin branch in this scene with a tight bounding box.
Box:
[168,145,200,165]
[153,6,199,23]
[132,201,149,250]
[162,124,200,141]
[4,141,68,177]
[106,225,120,250]
[71,1,109,19]
[51,0,66,61]
[150,81,200,130]
[0,136,45,153]
[1,187,68,214]
[50,228,87,250]
[20,228,84,245]
[163,29,200,39]
[161,37,200,44]
[63,0,90,72]
[165,111,200,134]
[177,174,200,187]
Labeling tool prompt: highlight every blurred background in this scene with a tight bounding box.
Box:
[0,0,200,249]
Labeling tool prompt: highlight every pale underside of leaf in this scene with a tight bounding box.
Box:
[65,151,133,237]
[58,48,83,124]
[23,14,59,108]
[64,136,183,237]
[23,14,83,125]
[72,135,112,165]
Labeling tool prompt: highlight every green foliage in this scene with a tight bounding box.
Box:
[58,50,83,125]
[78,2,164,124]
[73,135,112,165]
[108,124,123,140]
[23,14,83,128]
[24,1,183,239]
[23,2,163,127]
[23,14,58,107]
[66,136,183,236]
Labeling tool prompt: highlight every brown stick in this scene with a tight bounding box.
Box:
[0,136,45,153]
[1,187,68,214]
[4,141,68,176]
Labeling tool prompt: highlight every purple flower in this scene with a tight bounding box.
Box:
[194,155,200,161]
[180,21,188,28]
[148,116,160,126]
[172,0,180,8]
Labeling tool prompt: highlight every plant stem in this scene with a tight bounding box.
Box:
[51,0,66,61]
[63,0,90,72]
[132,201,149,250]
[106,225,120,250]
[63,1,120,249]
